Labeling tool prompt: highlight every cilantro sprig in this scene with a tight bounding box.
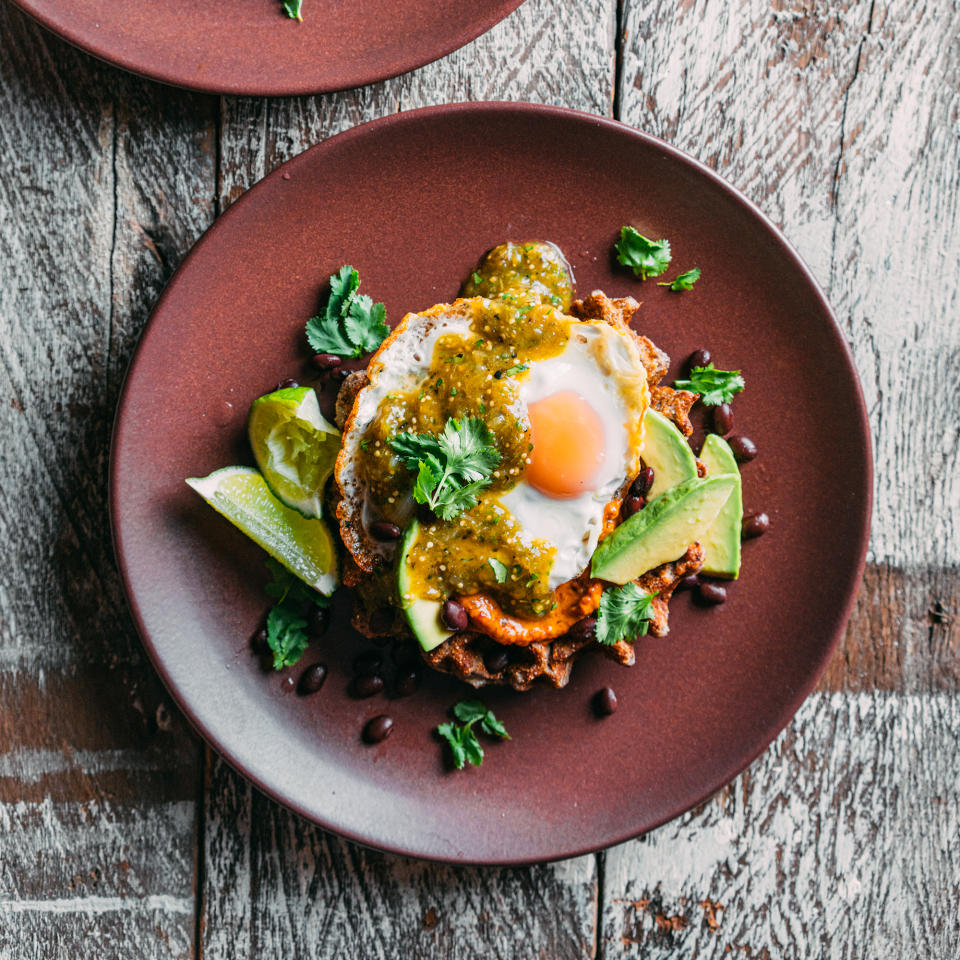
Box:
[305,265,389,359]
[263,559,329,670]
[388,417,501,521]
[438,700,511,770]
[658,267,701,291]
[596,583,658,646]
[615,225,672,280]
[281,0,303,20]
[673,363,745,406]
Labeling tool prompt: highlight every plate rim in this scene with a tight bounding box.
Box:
[8,0,528,96]
[110,101,874,865]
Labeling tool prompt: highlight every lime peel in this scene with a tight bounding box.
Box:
[248,386,340,519]
[186,466,338,595]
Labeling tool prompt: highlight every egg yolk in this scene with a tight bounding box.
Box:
[526,390,606,499]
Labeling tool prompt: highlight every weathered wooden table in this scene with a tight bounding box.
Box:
[2,0,958,955]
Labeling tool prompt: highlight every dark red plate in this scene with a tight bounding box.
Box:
[9,0,525,95]
[110,103,872,864]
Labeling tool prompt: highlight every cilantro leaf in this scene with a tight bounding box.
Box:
[305,265,387,358]
[488,557,508,584]
[344,295,389,353]
[262,560,327,671]
[614,225,672,280]
[658,267,701,291]
[480,713,510,739]
[453,700,488,723]
[673,363,745,406]
[281,0,302,19]
[437,722,468,769]
[266,603,309,669]
[388,417,501,520]
[596,583,659,646]
[412,459,439,504]
[439,700,510,770]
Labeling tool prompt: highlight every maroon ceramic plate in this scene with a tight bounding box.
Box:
[10,0,525,95]
[111,103,871,864]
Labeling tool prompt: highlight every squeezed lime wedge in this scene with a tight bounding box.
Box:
[186,466,338,595]
[247,386,340,519]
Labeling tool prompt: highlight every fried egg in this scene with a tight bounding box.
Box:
[499,321,648,588]
[335,297,650,596]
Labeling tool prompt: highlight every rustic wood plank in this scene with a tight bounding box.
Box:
[0,5,215,955]
[822,564,959,693]
[606,3,960,955]
[202,2,616,956]
[616,0,960,569]
[203,750,596,960]
[600,691,960,958]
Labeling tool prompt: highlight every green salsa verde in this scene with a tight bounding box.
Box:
[357,241,577,617]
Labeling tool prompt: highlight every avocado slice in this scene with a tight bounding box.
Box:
[698,435,743,579]
[397,519,453,652]
[640,409,698,499]
[591,475,737,585]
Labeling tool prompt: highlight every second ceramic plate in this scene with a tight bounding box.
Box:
[11,0,526,95]
[111,103,871,864]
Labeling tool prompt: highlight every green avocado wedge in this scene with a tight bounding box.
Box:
[397,520,453,652]
[699,435,743,579]
[640,409,698,499]
[591,474,737,585]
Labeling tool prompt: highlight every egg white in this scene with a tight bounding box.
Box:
[337,300,649,586]
[497,321,648,588]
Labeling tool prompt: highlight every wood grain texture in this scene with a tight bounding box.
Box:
[0,0,957,955]
[617,0,960,568]
[0,5,208,955]
[606,4,960,954]
[202,752,596,960]
[600,692,960,959]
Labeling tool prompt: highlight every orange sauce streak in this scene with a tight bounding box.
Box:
[459,497,624,646]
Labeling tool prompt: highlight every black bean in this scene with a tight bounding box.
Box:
[675,574,700,593]
[353,651,383,676]
[298,662,327,695]
[631,466,654,497]
[697,582,727,605]
[565,616,597,643]
[353,674,385,698]
[712,402,734,436]
[622,495,645,519]
[307,605,330,638]
[594,686,618,716]
[363,715,394,744]
[484,648,510,674]
[276,378,299,390]
[742,512,770,539]
[369,520,402,542]
[441,599,468,632]
[394,669,421,697]
[333,367,352,381]
[727,435,758,463]
[369,606,394,635]
[688,348,711,370]
[280,675,296,694]
[312,353,342,371]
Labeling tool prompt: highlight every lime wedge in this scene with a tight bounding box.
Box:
[186,466,338,595]
[247,386,340,519]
